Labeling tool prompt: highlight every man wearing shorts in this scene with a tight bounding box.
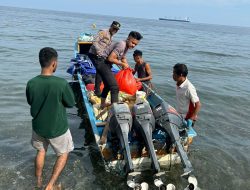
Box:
[26,47,75,190]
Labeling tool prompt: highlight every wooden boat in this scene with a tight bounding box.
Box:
[67,33,199,189]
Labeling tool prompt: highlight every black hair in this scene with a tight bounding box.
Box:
[39,47,58,68]
[128,31,143,40]
[173,63,188,77]
[133,49,143,57]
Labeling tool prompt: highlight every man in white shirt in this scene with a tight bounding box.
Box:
[173,63,201,127]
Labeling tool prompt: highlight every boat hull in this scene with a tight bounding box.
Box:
[68,34,196,174]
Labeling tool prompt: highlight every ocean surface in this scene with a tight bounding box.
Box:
[0,6,250,190]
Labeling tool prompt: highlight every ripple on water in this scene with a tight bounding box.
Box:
[1,5,250,190]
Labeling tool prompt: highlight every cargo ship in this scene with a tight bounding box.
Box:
[159,17,190,22]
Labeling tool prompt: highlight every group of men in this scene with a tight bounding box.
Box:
[88,20,200,125]
[88,21,147,109]
[25,21,201,190]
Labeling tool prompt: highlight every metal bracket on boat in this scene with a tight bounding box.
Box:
[127,172,149,190]
[181,165,193,178]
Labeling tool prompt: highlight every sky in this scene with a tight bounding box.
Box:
[1,0,250,27]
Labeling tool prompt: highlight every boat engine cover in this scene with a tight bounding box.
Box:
[132,102,155,130]
[109,102,132,132]
[152,102,183,128]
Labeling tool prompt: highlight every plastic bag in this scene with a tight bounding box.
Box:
[86,83,104,92]
[135,91,147,104]
[115,68,141,95]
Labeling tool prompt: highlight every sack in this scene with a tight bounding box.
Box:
[111,67,119,74]
[82,74,95,84]
[67,59,96,76]
[115,68,141,95]
[86,83,104,92]
[136,81,142,91]
[135,91,147,104]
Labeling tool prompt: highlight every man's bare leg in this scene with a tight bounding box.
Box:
[35,149,46,188]
[45,153,68,190]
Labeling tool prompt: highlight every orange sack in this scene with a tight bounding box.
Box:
[115,68,141,95]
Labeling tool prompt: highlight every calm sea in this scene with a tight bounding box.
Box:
[0,6,250,190]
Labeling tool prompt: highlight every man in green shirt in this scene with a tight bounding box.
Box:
[26,47,75,190]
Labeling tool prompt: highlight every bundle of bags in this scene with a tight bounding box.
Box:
[88,68,146,121]
[115,68,142,95]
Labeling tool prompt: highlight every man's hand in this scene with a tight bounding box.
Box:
[135,78,141,82]
[186,119,193,128]
[121,57,127,64]
[97,51,101,56]
[121,62,129,69]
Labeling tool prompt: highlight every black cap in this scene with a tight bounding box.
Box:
[111,21,121,30]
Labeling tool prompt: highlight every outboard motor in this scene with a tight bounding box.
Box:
[108,102,134,174]
[132,102,160,173]
[152,101,193,176]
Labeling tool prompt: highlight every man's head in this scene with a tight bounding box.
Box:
[39,47,58,72]
[126,31,143,49]
[110,21,121,35]
[173,63,188,83]
[133,49,143,64]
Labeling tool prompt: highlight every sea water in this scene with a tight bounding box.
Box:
[0,6,250,190]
